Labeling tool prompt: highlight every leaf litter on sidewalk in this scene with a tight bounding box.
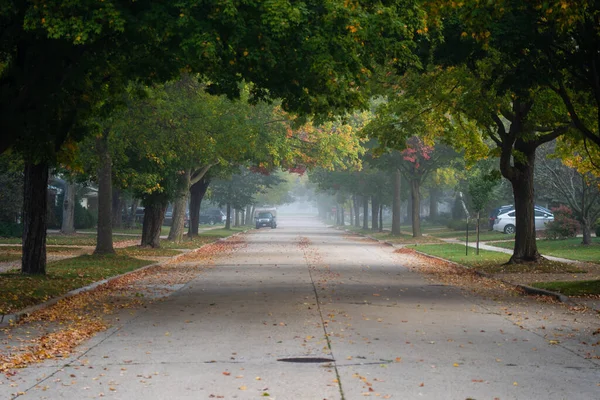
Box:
[0,236,246,375]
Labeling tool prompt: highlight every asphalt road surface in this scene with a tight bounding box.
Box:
[3,217,599,399]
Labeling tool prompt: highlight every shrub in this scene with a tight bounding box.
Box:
[446,218,477,231]
[74,203,97,229]
[595,219,600,238]
[544,205,579,239]
[0,222,22,237]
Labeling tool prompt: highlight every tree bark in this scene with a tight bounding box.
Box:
[353,195,360,227]
[249,205,256,225]
[22,161,49,275]
[410,178,422,237]
[340,204,345,226]
[188,177,210,237]
[141,202,167,248]
[111,186,122,229]
[94,134,115,255]
[362,196,369,230]
[581,218,592,245]
[60,181,76,234]
[429,187,439,220]
[371,196,379,231]
[391,168,402,236]
[245,205,252,225]
[168,170,191,243]
[379,204,383,232]
[504,148,542,263]
[225,203,232,229]
[234,209,240,227]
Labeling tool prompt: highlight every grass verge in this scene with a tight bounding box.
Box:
[368,232,444,245]
[487,237,600,263]
[0,234,140,246]
[531,280,600,297]
[0,246,83,253]
[410,243,585,274]
[0,254,20,262]
[0,254,152,314]
[117,247,182,257]
[159,228,244,249]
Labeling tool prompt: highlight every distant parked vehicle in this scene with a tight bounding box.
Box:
[199,209,226,225]
[255,211,277,229]
[488,205,514,230]
[163,211,189,227]
[492,205,554,234]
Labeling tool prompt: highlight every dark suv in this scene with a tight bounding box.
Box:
[199,209,226,225]
[255,212,276,229]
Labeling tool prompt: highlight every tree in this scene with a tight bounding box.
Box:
[539,141,600,245]
[1,0,425,273]
[210,167,284,229]
[467,169,501,253]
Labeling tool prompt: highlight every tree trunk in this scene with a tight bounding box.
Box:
[371,196,379,231]
[505,150,541,263]
[379,204,383,232]
[168,170,191,243]
[111,187,122,229]
[188,177,210,237]
[225,203,232,229]
[391,168,402,236]
[94,134,115,255]
[581,175,592,245]
[362,196,369,230]
[245,205,252,225]
[429,187,439,220]
[410,178,422,237]
[22,161,49,275]
[249,205,256,225]
[141,202,167,248]
[353,195,360,227]
[581,218,592,245]
[234,209,240,227]
[60,181,76,234]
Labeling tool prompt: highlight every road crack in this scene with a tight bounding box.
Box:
[298,236,346,400]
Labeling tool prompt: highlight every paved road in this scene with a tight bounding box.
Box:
[3,217,599,399]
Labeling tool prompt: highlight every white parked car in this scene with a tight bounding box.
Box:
[493,206,554,234]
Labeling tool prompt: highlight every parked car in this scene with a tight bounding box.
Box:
[199,209,226,225]
[255,211,277,229]
[493,206,554,234]
[163,211,189,227]
[488,205,514,230]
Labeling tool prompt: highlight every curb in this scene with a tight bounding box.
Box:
[343,229,587,310]
[0,232,247,328]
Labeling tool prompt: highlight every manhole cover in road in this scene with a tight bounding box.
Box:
[277,357,335,363]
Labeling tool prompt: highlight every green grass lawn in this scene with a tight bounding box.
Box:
[117,247,182,257]
[368,232,444,245]
[409,243,585,274]
[0,254,153,314]
[159,227,245,249]
[487,237,600,263]
[0,234,141,246]
[0,254,20,262]
[0,245,83,253]
[531,280,600,296]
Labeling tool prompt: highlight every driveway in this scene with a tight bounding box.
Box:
[2,217,599,399]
